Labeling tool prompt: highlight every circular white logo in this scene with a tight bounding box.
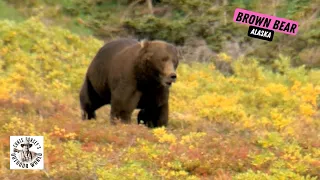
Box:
[10,136,44,170]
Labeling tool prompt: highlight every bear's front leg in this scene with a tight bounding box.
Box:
[137,109,147,125]
[110,107,132,124]
[137,109,155,127]
[139,103,169,128]
[110,89,141,125]
[155,103,169,127]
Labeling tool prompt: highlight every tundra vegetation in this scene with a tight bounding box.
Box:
[0,0,319,179]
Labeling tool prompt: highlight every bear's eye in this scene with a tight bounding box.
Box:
[162,57,169,62]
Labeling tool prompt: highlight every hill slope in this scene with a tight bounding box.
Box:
[3,0,320,68]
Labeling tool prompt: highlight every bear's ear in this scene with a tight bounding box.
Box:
[139,39,153,60]
[140,39,150,50]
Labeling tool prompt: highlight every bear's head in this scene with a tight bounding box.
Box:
[138,40,179,88]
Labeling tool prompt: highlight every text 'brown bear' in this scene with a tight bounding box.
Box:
[79,38,179,128]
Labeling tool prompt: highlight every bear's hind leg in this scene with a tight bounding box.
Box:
[81,110,87,120]
[80,108,96,120]
[80,76,108,120]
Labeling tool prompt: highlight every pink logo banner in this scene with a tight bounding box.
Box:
[233,8,299,36]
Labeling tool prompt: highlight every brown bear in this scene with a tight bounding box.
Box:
[79,38,139,120]
[79,38,179,128]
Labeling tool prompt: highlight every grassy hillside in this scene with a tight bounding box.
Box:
[0,18,319,179]
[3,0,320,68]
[0,0,24,22]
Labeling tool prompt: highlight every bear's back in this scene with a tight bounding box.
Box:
[86,38,139,96]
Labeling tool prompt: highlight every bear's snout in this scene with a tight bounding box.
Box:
[169,73,177,81]
[163,72,177,87]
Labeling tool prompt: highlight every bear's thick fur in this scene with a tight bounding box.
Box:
[79,38,179,128]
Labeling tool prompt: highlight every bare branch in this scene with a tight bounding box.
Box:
[147,0,154,15]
